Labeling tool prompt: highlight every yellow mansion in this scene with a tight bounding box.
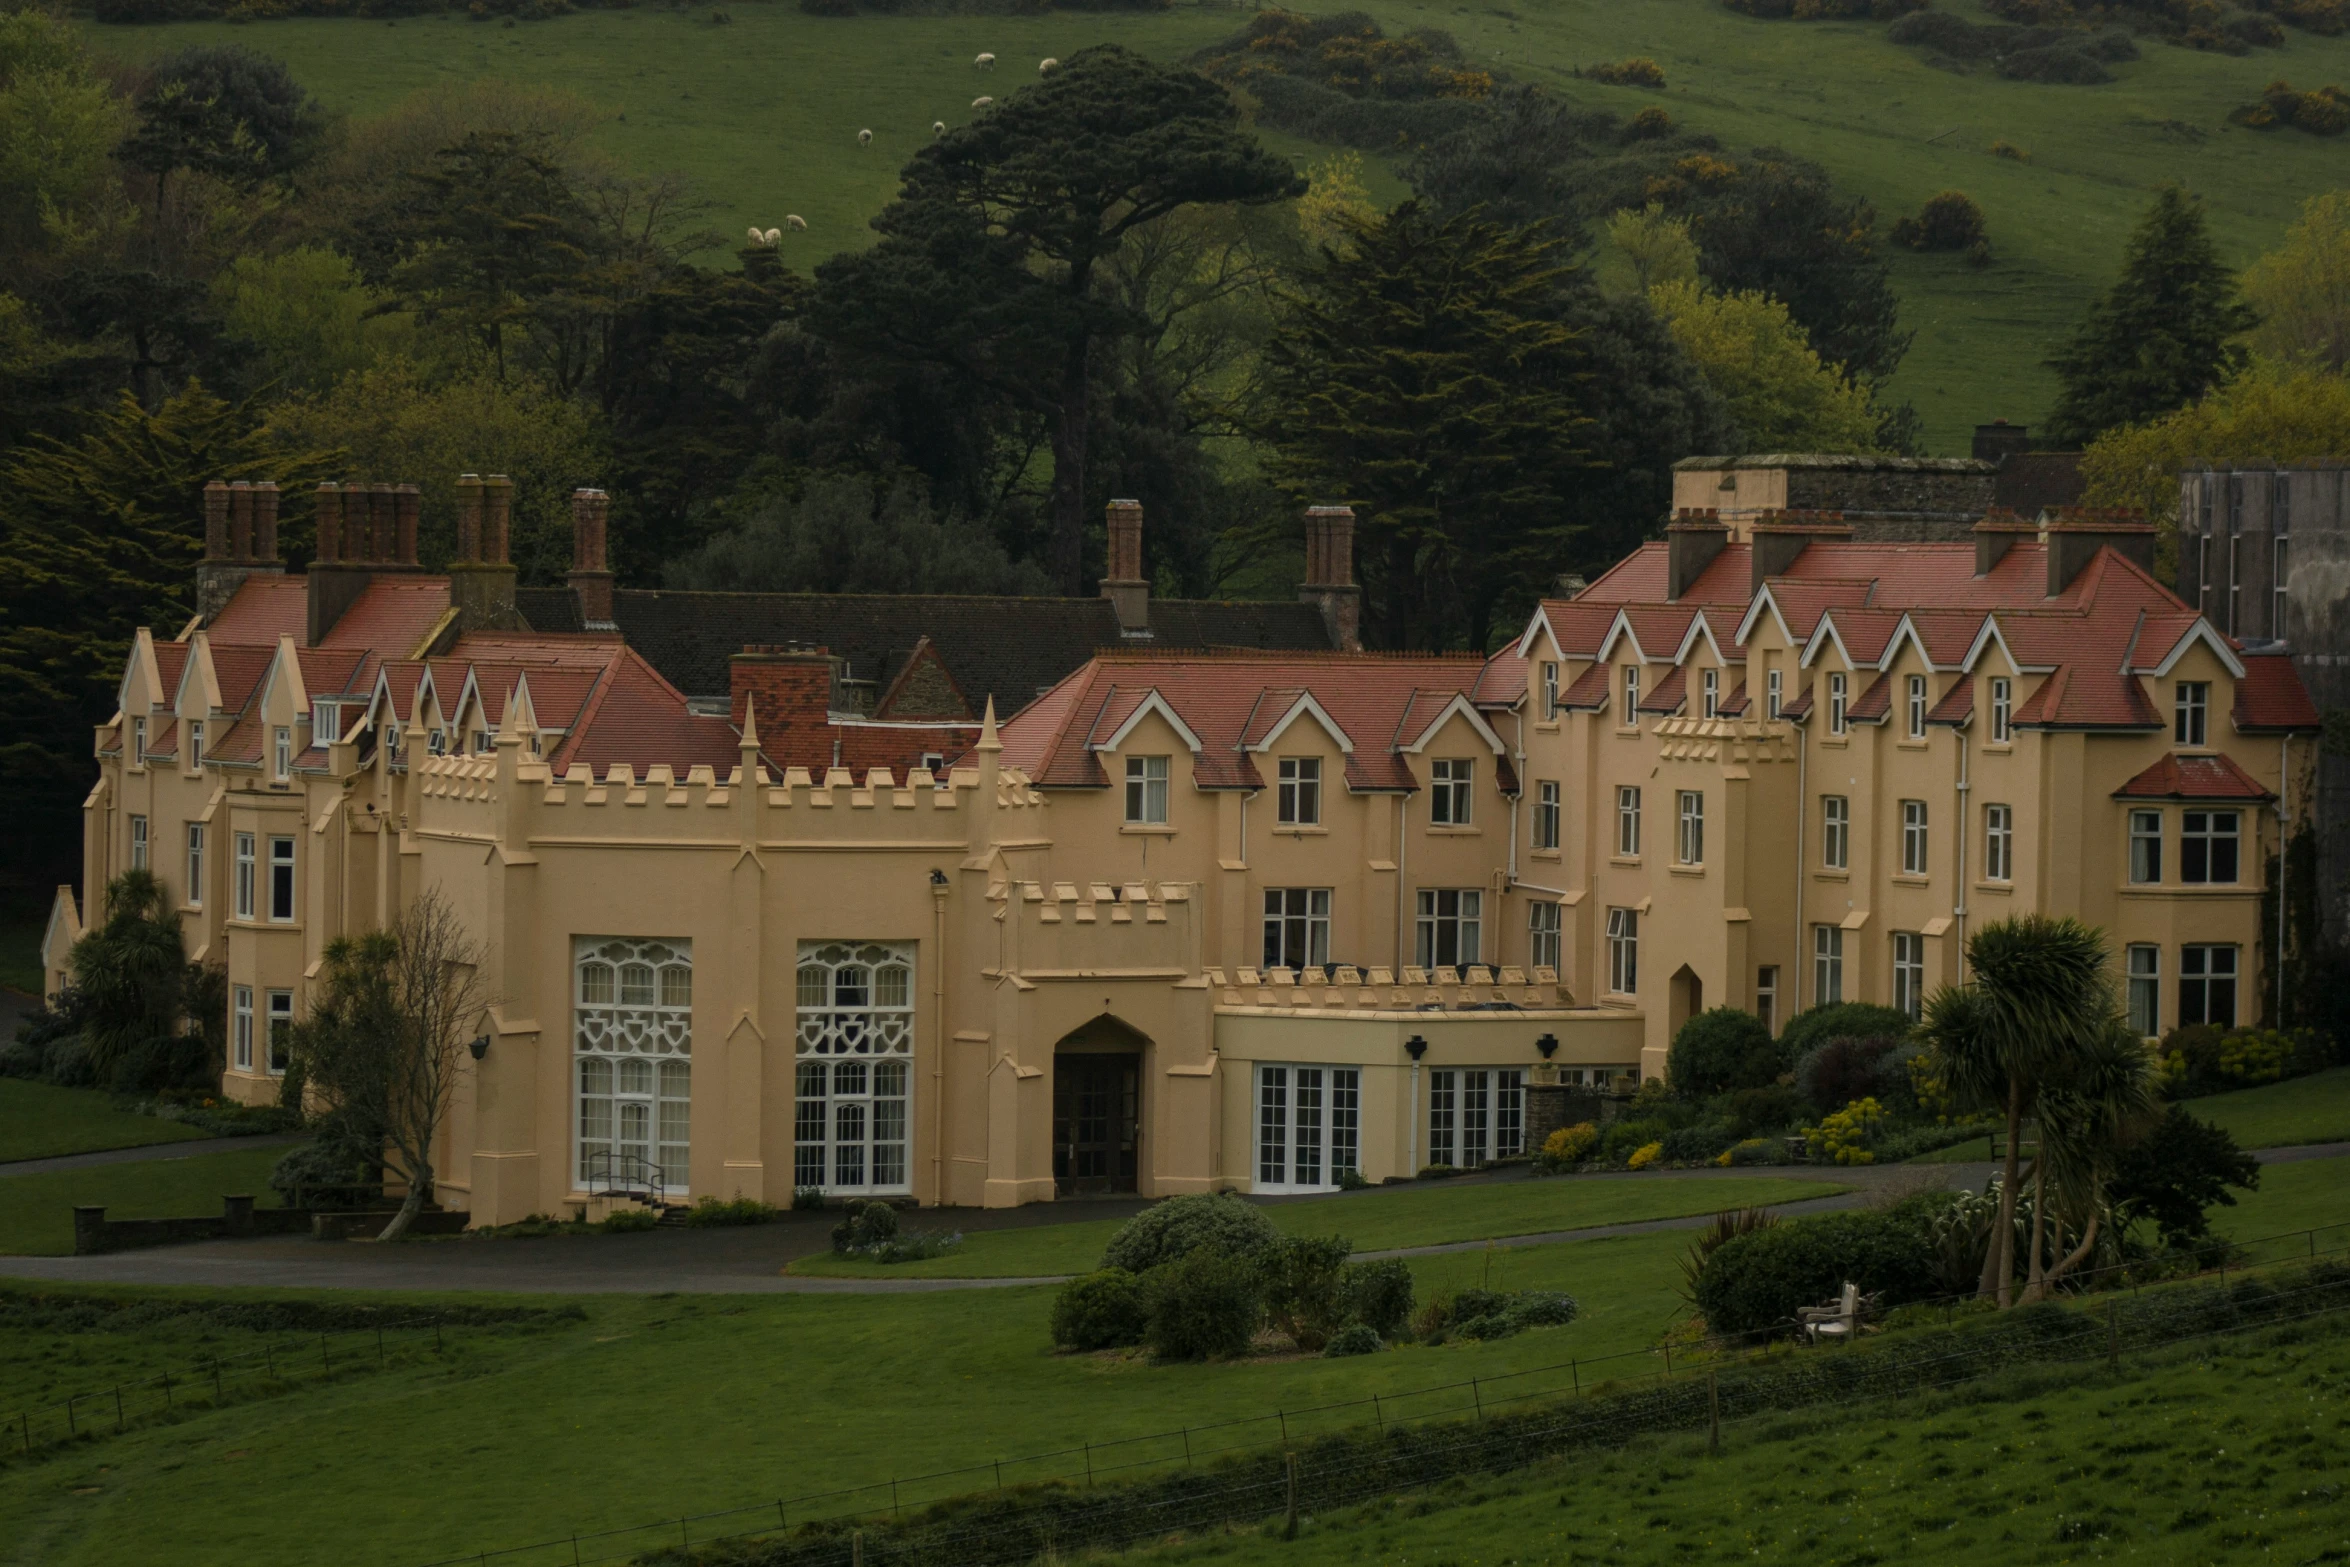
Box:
[54,484,2315,1222]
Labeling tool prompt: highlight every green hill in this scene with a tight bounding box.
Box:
[86,0,2350,453]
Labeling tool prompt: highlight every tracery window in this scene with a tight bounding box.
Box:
[574,937,693,1192]
[794,942,915,1194]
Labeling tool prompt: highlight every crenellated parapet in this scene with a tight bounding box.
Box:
[984,875,1200,983]
[1210,962,1571,1014]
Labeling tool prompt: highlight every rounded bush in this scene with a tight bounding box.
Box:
[1662,1122,1737,1164]
[1322,1322,1382,1357]
[1692,1207,1941,1335]
[1667,1006,1781,1097]
[1051,1268,1148,1351]
[1794,1033,1903,1115]
[1102,1192,1280,1274]
[1540,1121,1599,1167]
[1505,1290,1579,1329]
[831,1200,900,1253]
[1778,1002,1913,1066]
[1626,1140,1665,1170]
[1143,1248,1262,1361]
[1338,1257,1415,1337]
[1601,1117,1669,1164]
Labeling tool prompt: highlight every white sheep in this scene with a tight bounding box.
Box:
[747,225,764,246]
[972,95,993,108]
[857,128,873,147]
[933,120,946,137]
[974,51,995,69]
[763,227,782,245]
[1039,56,1058,74]
[785,214,807,232]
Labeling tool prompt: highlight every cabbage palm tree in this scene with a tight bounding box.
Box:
[2024,1020,2162,1302]
[1918,915,2116,1307]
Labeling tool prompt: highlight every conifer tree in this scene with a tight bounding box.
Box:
[2044,186,2258,446]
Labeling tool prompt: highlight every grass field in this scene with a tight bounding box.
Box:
[0,1144,288,1256]
[2193,1066,2350,1150]
[0,1081,214,1166]
[1100,1307,2350,1566]
[790,1172,1849,1278]
[81,0,2350,454]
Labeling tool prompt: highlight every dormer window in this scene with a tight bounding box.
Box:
[1767,669,1783,719]
[1622,665,1640,728]
[1540,662,1559,720]
[2175,681,2209,747]
[131,716,147,762]
[1701,669,1719,719]
[1990,678,2011,743]
[188,720,205,767]
[473,730,491,755]
[1277,757,1321,826]
[386,722,402,752]
[429,729,447,756]
[1828,673,1848,736]
[1124,755,1169,825]
[312,701,339,743]
[1906,675,1926,739]
[273,726,292,780]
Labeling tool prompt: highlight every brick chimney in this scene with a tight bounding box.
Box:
[307,480,376,643]
[1971,419,2032,466]
[1101,498,1148,634]
[1973,507,2038,576]
[369,482,396,563]
[394,483,420,567]
[1300,504,1362,652]
[1665,510,1729,602]
[1748,510,1853,598]
[314,483,343,565]
[730,646,840,757]
[569,487,615,629]
[194,478,287,621]
[484,475,513,566]
[2042,507,2155,597]
[449,472,521,632]
[454,474,483,563]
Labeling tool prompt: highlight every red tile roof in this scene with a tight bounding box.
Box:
[2234,653,2321,733]
[2112,752,2275,802]
[1557,662,1613,712]
[1924,678,1974,727]
[551,648,741,774]
[203,576,308,645]
[1635,664,1688,715]
[318,579,456,656]
[1847,672,1894,725]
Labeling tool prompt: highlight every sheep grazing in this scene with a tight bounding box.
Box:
[974,51,995,69]
[857,128,873,147]
[1039,56,1058,74]
[785,214,807,232]
[747,225,764,246]
[972,95,993,108]
[763,227,782,245]
[933,120,946,136]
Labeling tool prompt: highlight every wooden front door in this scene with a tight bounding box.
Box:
[1053,1054,1139,1195]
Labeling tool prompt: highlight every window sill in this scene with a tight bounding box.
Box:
[1813,868,1850,882]
[1982,742,2013,754]
[1972,881,2013,896]
[1535,720,1560,734]
[2120,883,2253,897]
[1896,739,1928,750]
[1120,824,1175,835]
[1598,993,1638,1009]
[1271,825,1328,837]
[1821,736,1849,748]
[1610,854,1642,868]
[1426,826,1481,836]
[1530,848,1562,862]
[1892,873,1930,887]
[1668,864,1706,878]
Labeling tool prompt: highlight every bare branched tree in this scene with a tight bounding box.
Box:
[292,889,489,1241]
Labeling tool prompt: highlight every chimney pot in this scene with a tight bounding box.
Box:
[369,482,396,563]
[568,486,615,625]
[1100,499,1147,633]
[1300,505,1360,651]
[203,481,232,563]
[253,481,280,563]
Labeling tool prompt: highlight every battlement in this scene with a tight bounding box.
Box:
[1210,962,1572,1012]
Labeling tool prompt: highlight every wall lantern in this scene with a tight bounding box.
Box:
[468,1035,490,1061]
[929,868,949,887]
[1536,1032,1559,1059]
[1405,1035,1428,1061]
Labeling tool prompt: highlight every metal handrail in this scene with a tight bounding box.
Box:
[582,1150,666,1207]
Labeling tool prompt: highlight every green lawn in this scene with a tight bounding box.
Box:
[0,1144,289,1256]
[2189,1066,2350,1151]
[790,1173,1849,1278]
[1097,1308,2350,1567]
[2210,1152,2350,1255]
[81,0,2350,454]
[0,1080,215,1165]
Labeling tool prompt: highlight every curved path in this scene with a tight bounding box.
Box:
[3,1144,2338,1296]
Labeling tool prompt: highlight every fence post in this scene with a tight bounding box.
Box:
[1572,1358,1579,1398]
[1180,1429,1190,1466]
[1472,1378,1483,1421]
[852,1529,864,1567]
[1283,1452,1299,1540]
[1707,1369,1720,1453]
[1663,1342,1672,1377]
[1372,1393,1383,1434]
[893,1476,902,1514]
[995,1458,1004,1489]
[65,1396,75,1437]
[1277,1409,1287,1445]
[19,1412,29,1454]
[574,1533,583,1566]
[1084,1444,1093,1488]
[776,1502,786,1532]
[162,1373,172,1410]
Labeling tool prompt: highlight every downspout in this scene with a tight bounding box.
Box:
[1954,722,1970,978]
[932,878,948,1205]
[2279,733,2291,1025]
[1794,718,1807,1013]
[1394,792,1409,972]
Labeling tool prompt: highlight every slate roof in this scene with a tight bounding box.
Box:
[516,587,586,634]
[609,589,1333,722]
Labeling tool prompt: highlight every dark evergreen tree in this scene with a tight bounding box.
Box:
[2044,185,2259,446]
[118,45,324,211]
[2108,1106,2260,1249]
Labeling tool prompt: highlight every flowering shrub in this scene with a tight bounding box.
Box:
[1540,1122,1599,1167]
[1626,1141,1666,1170]
[1714,1137,1783,1166]
[1587,57,1666,88]
[1803,1097,1888,1164]
[2157,1025,2331,1098]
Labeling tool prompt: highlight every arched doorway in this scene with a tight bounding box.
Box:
[1669,965,1703,1038]
[1053,1015,1146,1195]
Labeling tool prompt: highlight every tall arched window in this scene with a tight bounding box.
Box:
[794,942,915,1194]
[574,938,692,1193]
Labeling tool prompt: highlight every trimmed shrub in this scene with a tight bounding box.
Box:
[831,1201,899,1253]
[791,1186,826,1210]
[1259,1235,1353,1350]
[1794,1033,1905,1114]
[1779,1002,1913,1065]
[685,1196,776,1227]
[1662,1122,1738,1164]
[1601,1118,1670,1163]
[1051,1269,1148,1350]
[1715,1136,1787,1166]
[1143,1248,1262,1360]
[2158,1023,2333,1096]
[1892,190,1987,251]
[1322,1321,1382,1357]
[1101,1193,1280,1273]
[601,1206,657,1232]
[1693,1204,1942,1334]
[1339,1257,1415,1337]
[1666,1006,1782,1097]
[1718,1084,1806,1138]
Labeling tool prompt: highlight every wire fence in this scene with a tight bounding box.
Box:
[4,1318,470,1462]
[415,1216,2350,1567]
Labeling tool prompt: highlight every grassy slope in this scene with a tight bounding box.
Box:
[87,1,2350,454]
[0,1081,213,1165]
[791,1172,1848,1278]
[2192,1066,2350,1150]
[1101,1311,2350,1567]
[0,1144,286,1256]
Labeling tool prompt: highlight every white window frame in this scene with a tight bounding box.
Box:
[188,718,205,767]
[1124,755,1170,825]
[267,836,295,923]
[1989,678,2011,743]
[185,823,204,907]
[576,937,697,1195]
[1256,1063,1360,1192]
[1701,668,1719,719]
[1677,789,1704,866]
[1901,800,1929,876]
[1828,672,1848,736]
[791,940,914,1195]
[1262,887,1332,971]
[2126,944,2160,1037]
[1415,888,1483,968]
[1427,1068,1524,1171]
[131,715,147,764]
[232,985,253,1071]
[1430,759,1473,826]
[265,990,293,1076]
[2182,809,2240,886]
[233,832,256,920]
[1276,757,1321,826]
[129,814,148,871]
[1616,785,1641,857]
[1892,931,1924,1021]
[1814,924,1844,1005]
[1906,674,1927,739]
[2129,809,2164,884]
[1767,668,1783,719]
[1606,906,1637,995]
[1983,803,2013,883]
[312,701,338,744]
[1528,900,1561,971]
[1534,780,1561,851]
[2175,681,2210,747]
[2180,944,2237,1028]
[1622,665,1641,727]
[1540,661,1559,721]
[1822,795,1849,870]
[1756,966,1779,1035]
[273,725,292,780]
